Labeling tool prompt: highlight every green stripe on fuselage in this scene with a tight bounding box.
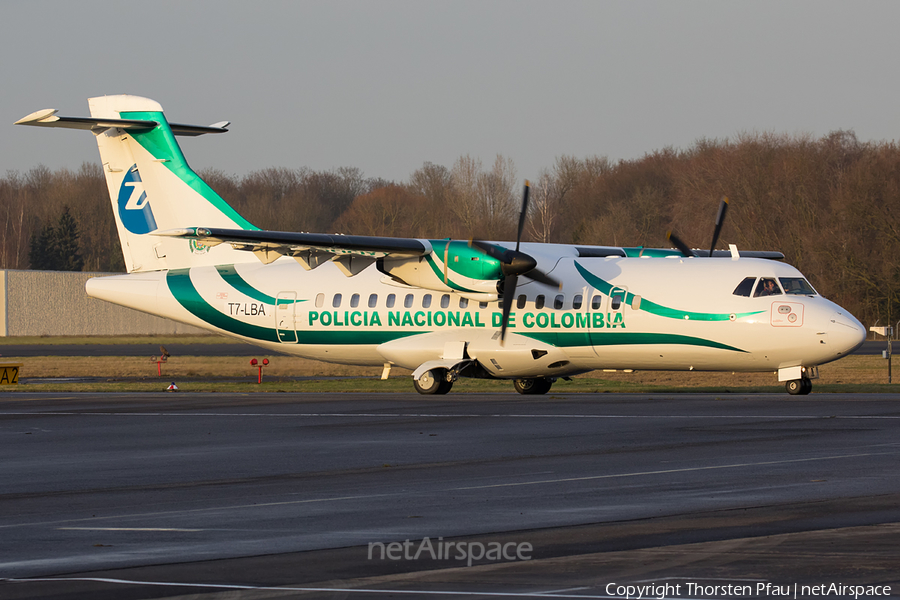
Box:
[215,265,304,305]
[166,269,419,345]
[574,261,763,322]
[520,331,745,352]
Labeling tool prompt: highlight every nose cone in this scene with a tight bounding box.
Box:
[829,310,866,357]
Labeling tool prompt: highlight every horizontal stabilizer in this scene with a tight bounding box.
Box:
[15,109,229,136]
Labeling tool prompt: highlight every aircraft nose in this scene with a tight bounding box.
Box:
[828,311,866,356]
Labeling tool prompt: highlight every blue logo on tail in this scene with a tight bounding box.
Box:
[117,166,158,234]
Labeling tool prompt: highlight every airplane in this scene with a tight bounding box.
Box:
[16,95,867,396]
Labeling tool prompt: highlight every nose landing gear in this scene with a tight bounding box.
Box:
[785,378,812,395]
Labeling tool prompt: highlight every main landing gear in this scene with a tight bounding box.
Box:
[785,378,813,395]
[413,370,556,395]
[513,377,554,395]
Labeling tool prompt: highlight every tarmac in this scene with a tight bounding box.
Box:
[0,391,898,599]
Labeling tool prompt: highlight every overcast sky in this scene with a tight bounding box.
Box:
[4,1,900,183]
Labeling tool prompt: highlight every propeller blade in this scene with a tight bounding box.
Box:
[515,181,530,252]
[666,231,694,257]
[500,273,518,343]
[469,239,511,263]
[708,196,729,257]
[523,267,560,289]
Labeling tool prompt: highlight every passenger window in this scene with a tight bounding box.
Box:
[440,294,450,308]
[386,293,396,308]
[315,293,325,308]
[423,294,432,308]
[733,277,756,297]
[404,294,414,308]
[368,293,378,308]
[350,293,360,308]
[332,293,342,308]
[779,277,817,295]
[754,278,782,298]
[611,293,623,310]
[459,297,468,309]
[535,295,545,309]
[591,295,602,310]
[479,301,488,309]
[517,294,527,309]
[573,295,583,310]
[554,294,564,309]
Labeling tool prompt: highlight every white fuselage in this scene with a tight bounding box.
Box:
[86,253,866,379]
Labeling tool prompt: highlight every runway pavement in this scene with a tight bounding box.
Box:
[0,392,898,599]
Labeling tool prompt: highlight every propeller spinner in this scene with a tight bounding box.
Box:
[469,181,560,343]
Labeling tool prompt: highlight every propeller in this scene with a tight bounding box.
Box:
[708,196,729,257]
[667,196,729,258]
[469,181,560,343]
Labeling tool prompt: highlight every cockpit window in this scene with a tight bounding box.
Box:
[733,277,756,297]
[779,277,816,295]
[753,277,782,297]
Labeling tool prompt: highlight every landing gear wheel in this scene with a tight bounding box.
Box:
[513,378,553,395]
[786,378,812,395]
[414,369,453,395]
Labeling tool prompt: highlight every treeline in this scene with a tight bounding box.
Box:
[2,130,899,325]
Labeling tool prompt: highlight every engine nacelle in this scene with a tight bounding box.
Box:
[378,240,504,296]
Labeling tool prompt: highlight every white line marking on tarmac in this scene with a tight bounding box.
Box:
[451,450,900,490]
[2,410,899,419]
[57,527,203,532]
[2,576,699,599]
[0,493,397,531]
[2,450,896,532]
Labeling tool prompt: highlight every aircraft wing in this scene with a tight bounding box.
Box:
[155,227,431,272]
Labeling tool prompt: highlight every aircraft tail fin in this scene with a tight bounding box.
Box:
[16,95,257,272]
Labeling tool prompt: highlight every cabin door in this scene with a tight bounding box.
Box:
[276,292,297,343]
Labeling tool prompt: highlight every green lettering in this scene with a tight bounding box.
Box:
[414,311,427,326]
[474,312,485,328]
[561,312,574,328]
[575,313,588,328]
[523,312,534,328]
[350,311,362,326]
[335,311,344,326]
[309,311,319,325]
[388,311,400,326]
[401,312,414,326]
[321,311,332,326]
[448,311,460,326]
[592,312,604,328]
[536,313,549,328]
[461,312,474,327]
[434,311,446,326]
[370,312,382,326]
[550,313,561,329]
[492,312,502,327]
[613,312,625,328]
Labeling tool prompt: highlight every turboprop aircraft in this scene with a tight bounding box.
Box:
[16,95,867,395]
